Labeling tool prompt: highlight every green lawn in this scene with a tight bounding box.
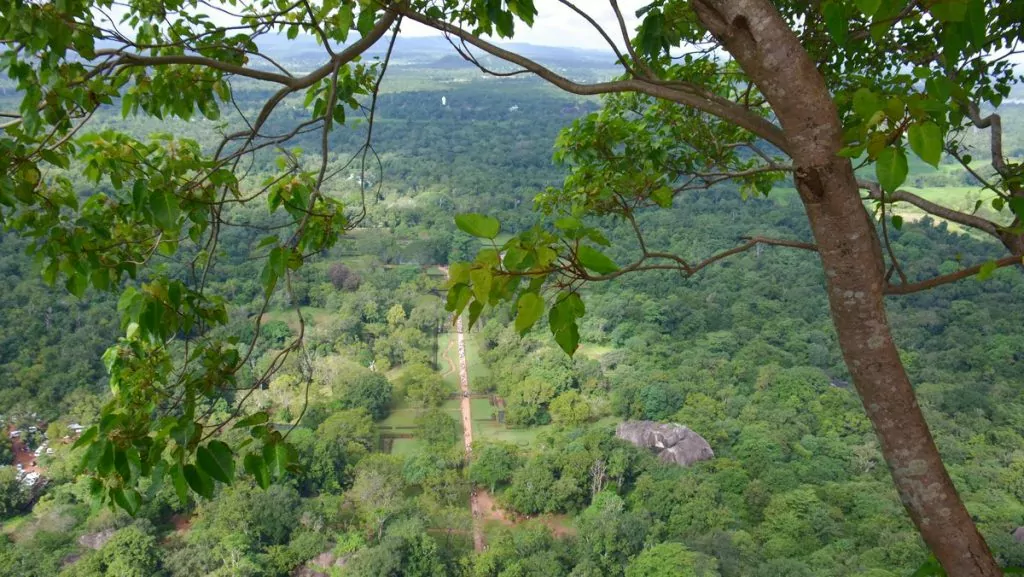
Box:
[390,438,423,457]
[437,329,489,388]
[473,420,550,448]
[380,408,420,429]
[471,398,494,421]
[438,331,460,388]
[464,332,490,385]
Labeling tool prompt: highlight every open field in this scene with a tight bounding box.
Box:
[260,306,332,333]
[472,421,550,448]
[390,438,424,457]
[471,398,493,421]
[577,344,615,360]
[463,332,490,385]
[380,398,463,432]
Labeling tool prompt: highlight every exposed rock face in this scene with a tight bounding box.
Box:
[1013,527,1024,544]
[77,528,115,550]
[615,421,714,467]
[292,551,350,577]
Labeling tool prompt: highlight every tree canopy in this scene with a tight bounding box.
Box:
[2,0,1022,575]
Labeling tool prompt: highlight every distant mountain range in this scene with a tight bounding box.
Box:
[257,33,619,69]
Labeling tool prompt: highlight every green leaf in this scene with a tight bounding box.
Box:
[548,293,584,356]
[170,463,189,506]
[964,0,986,48]
[852,88,880,119]
[1008,197,1024,219]
[854,0,881,16]
[111,488,141,515]
[514,292,545,335]
[244,453,270,489]
[651,186,674,208]
[908,121,943,167]
[196,442,233,484]
[263,441,290,478]
[875,147,909,193]
[470,268,492,304]
[72,426,98,449]
[467,300,484,330]
[183,463,214,498]
[114,449,131,482]
[549,305,580,356]
[445,284,472,315]
[98,441,115,476]
[39,148,69,169]
[977,260,998,281]
[233,412,270,429]
[929,0,968,21]
[447,262,471,286]
[891,215,904,230]
[554,217,581,231]
[577,245,619,275]
[455,213,500,239]
[150,191,181,230]
[821,1,847,46]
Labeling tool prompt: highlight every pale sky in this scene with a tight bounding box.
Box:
[401,0,649,51]
[93,1,649,51]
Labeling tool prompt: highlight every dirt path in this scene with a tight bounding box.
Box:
[456,314,486,552]
[440,267,486,552]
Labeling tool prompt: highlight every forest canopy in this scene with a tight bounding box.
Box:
[1,0,1023,576]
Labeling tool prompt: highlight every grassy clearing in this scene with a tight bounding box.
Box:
[380,408,420,429]
[2,515,28,537]
[438,331,460,388]
[473,421,550,448]
[471,398,493,421]
[260,307,332,333]
[464,332,490,384]
[390,438,423,457]
[577,344,614,360]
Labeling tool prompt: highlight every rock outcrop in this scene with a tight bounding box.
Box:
[77,528,115,550]
[1013,526,1024,544]
[615,421,714,467]
[292,551,350,577]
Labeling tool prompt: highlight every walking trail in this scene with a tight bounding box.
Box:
[441,267,485,551]
[455,313,486,552]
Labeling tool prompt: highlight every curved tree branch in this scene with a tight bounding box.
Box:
[885,254,1022,295]
[858,179,1001,239]
[388,4,790,154]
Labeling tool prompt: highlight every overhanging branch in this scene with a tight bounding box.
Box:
[885,255,1022,295]
[859,179,1001,239]
[389,4,791,155]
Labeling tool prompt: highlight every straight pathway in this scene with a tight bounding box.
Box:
[456,314,485,551]
[441,267,485,551]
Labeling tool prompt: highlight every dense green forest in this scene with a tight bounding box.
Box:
[3,0,1024,566]
[2,56,1024,576]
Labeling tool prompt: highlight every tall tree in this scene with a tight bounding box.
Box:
[1,0,1021,574]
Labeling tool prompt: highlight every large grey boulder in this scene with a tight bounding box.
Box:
[615,421,714,467]
[292,551,350,577]
[77,528,115,550]
[1013,527,1024,544]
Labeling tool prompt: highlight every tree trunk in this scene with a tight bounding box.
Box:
[690,1,1003,574]
[797,157,1002,577]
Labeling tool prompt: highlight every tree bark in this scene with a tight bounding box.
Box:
[690,1,1003,575]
